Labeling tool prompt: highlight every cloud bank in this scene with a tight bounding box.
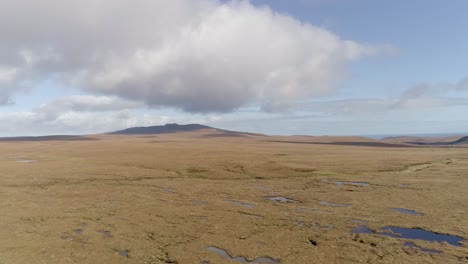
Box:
[0,95,220,136]
[0,0,379,112]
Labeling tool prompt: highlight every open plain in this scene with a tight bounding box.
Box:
[0,130,467,263]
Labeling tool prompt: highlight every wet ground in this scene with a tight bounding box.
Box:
[0,134,467,263]
[390,207,425,215]
[351,226,465,247]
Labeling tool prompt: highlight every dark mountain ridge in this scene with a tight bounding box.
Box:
[405,136,468,146]
[110,123,213,135]
[109,123,261,137]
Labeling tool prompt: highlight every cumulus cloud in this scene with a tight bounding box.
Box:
[0,95,221,136]
[401,76,468,99]
[35,95,142,117]
[0,0,380,112]
[0,66,18,104]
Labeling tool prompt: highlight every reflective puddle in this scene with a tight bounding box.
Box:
[391,208,425,215]
[319,201,351,207]
[268,197,297,203]
[323,179,369,187]
[192,200,209,205]
[351,226,465,247]
[118,250,130,258]
[351,226,373,234]
[97,230,112,238]
[10,156,37,163]
[206,246,280,263]
[16,159,37,163]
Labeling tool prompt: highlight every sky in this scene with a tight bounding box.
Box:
[1,0,467,136]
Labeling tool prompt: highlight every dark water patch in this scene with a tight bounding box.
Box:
[287,207,332,214]
[268,197,297,203]
[351,226,374,234]
[118,250,130,258]
[351,226,465,247]
[380,226,464,246]
[391,208,425,215]
[98,230,111,238]
[206,246,280,263]
[323,179,369,187]
[311,208,332,213]
[334,181,369,187]
[192,200,209,205]
[404,242,443,254]
[73,229,83,235]
[224,199,254,209]
[319,201,351,207]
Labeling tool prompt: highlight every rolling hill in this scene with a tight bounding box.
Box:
[109,123,260,138]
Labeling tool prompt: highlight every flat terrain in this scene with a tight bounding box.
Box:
[0,131,467,263]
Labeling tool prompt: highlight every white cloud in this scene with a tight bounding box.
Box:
[0,66,18,104]
[35,95,142,117]
[0,94,223,136]
[401,76,468,99]
[0,0,380,112]
[0,66,17,82]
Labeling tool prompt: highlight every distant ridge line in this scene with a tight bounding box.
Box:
[0,135,98,142]
[406,135,468,146]
[110,123,212,135]
[109,123,262,137]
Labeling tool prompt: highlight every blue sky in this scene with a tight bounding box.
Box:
[0,0,467,136]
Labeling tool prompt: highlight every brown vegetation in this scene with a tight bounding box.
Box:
[0,131,466,263]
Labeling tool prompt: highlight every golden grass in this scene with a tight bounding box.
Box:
[0,132,467,263]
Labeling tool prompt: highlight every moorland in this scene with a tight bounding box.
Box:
[0,125,467,263]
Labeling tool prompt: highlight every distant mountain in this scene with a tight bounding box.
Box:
[109,123,260,137]
[403,135,468,146]
[448,136,468,145]
[110,123,213,135]
[381,135,462,144]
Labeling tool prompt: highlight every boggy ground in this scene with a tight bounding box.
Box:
[0,132,467,263]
